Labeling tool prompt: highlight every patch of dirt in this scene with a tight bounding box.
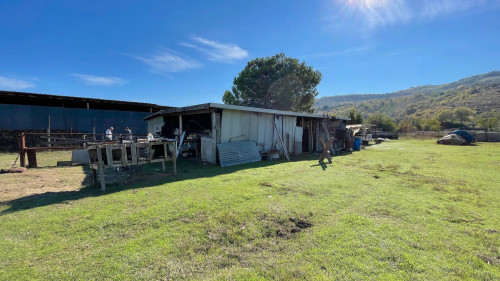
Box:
[0,166,89,202]
[477,253,500,265]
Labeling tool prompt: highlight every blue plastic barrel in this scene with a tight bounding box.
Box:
[354,137,361,151]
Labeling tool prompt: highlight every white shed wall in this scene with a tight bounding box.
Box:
[220,109,302,154]
[147,116,163,135]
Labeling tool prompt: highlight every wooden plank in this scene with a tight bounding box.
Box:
[96,145,106,190]
[211,111,217,164]
[162,142,167,172]
[176,131,186,157]
[105,145,113,167]
[172,141,177,175]
[121,145,127,167]
[179,115,183,141]
[274,116,290,161]
[315,119,320,152]
[130,142,137,165]
[309,120,313,152]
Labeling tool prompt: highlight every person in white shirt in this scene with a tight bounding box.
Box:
[125,127,133,140]
[106,127,114,140]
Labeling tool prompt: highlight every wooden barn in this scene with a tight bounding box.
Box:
[144,103,349,166]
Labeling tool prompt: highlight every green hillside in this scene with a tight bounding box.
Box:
[316,71,500,122]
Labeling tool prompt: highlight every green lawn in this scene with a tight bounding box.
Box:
[0,140,499,280]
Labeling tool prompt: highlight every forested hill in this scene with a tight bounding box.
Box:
[315,71,500,121]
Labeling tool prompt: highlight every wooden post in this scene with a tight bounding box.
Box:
[47,115,51,147]
[162,142,167,173]
[121,145,127,167]
[309,120,313,153]
[27,150,37,168]
[211,111,217,164]
[19,133,26,167]
[96,145,106,190]
[179,115,183,143]
[172,141,177,175]
[105,145,113,167]
[130,142,137,165]
[315,120,320,152]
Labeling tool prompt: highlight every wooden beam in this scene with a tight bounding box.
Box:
[19,133,26,167]
[211,111,217,164]
[309,120,313,152]
[172,141,177,175]
[315,120,320,152]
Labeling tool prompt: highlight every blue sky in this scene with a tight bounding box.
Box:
[1,0,499,107]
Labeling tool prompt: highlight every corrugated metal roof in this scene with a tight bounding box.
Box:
[144,102,350,120]
[0,90,168,112]
[217,141,261,167]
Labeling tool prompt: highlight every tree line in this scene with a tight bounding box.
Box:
[221,53,498,133]
[347,107,498,133]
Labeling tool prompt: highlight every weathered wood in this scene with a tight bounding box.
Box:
[211,111,217,164]
[315,119,320,152]
[322,119,335,155]
[172,141,177,175]
[96,145,106,190]
[179,114,183,142]
[121,145,127,167]
[176,131,186,157]
[319,137,335,164]
[162,142,167,172]
[274,116,290,161]
[130,142,137,165]
[27,149,37,168]
[309,120,313,152]
[105,145,113,167]
[19,133,26,167]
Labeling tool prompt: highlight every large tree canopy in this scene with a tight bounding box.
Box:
[222,53,322,113]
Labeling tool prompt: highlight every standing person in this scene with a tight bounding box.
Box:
[106,126,114,140]
[125,127,133,140]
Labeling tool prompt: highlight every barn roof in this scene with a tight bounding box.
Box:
[0,90,169,112]
[144,103,350,120]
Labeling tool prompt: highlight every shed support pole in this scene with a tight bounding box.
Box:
[315,120,320,152]
[47,115,51,147]
[172,141,177,175]
[179,114,183,136]
[19,133,26,168]
[211,111,217,165]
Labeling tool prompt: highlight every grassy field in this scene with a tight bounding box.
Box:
[0,140,499,280]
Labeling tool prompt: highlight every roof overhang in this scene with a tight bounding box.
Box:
[144,103,350,121]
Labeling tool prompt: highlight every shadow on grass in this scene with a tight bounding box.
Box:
[0,157,296,214]
[0,151,359,215]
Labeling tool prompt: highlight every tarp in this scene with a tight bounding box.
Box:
[437,134,467,145]
[450,130,475,143]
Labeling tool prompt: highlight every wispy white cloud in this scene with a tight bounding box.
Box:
[130,49,202,75]
[420,0,489,18]
[181,36,249,63]
[308,45,371,59]
[332,0,495,30]
[71,73,126,86]
[0,76,36,90]
[333,0,411,30]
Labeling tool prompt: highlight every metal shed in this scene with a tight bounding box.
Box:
[144,103,349,166]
